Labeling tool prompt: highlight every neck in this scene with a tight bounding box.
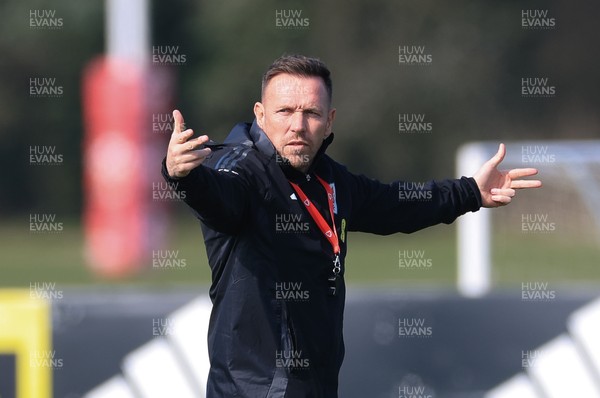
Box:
[294,163,311,174]
[276,152,314,174]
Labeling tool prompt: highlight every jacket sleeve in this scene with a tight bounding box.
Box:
[161,157,250,234]
[347,171,482,235]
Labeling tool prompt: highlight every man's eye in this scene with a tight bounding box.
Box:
[277,109,292,114]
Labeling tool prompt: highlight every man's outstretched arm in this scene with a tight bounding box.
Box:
[472,143,542,208]
[161,110,250,234]
[347,143,542,235]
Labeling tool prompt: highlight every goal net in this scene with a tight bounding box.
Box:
[456,140,600,297]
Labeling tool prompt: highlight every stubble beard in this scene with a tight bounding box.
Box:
[280,147,313,173]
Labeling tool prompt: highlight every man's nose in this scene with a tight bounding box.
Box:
[290,111,307,133]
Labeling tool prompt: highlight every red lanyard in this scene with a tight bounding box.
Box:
[289,176,341,278]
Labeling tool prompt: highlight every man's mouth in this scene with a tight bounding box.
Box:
[287,140,309,147]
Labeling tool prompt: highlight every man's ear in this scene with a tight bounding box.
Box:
[324,108,336,138]
[254,102,265,129]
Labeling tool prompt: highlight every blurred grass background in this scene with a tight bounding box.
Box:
[2,216,599,288]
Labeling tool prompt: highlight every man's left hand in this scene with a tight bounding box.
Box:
[473,143,542,208]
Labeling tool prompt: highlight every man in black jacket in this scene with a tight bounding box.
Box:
[162,55,541,397]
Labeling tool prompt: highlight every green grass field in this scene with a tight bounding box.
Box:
[1,217,599,289]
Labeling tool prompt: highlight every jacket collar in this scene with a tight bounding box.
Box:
[226,119,334,182]
[248,119,278,157]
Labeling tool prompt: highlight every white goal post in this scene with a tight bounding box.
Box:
[456,140,600,297]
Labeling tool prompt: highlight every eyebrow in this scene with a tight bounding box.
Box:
[274,103,323,111]
[274,105,323,115]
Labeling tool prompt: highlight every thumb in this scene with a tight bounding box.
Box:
[487,143,506,168]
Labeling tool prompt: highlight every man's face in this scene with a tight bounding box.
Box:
[254,74,336,173]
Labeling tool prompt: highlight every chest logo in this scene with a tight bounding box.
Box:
[329,183,338,214]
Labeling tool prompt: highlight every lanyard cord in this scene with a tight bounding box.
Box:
[288,176,341,277]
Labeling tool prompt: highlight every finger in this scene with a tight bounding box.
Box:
[510,179,542,189]
[173,149,211,175]
[174,128,194,144]
[487,143,506,168]
[170,135,210,161]
[170,157,205,178]
[182,135,210,151]
[491,188,515,197]
[178,148,212,163]
[491,194,512,205]
[508,168,538,179]
[172,109,184,134]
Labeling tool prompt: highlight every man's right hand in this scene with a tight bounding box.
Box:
[166,109,212,178]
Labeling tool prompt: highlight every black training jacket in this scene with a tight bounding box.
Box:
[161,121,482,397]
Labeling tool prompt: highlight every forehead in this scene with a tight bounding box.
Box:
[263,74,328,105]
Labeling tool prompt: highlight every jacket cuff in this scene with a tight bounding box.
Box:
[161,157,202,187]
[161,157,179,182]
[462,176,483,212]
